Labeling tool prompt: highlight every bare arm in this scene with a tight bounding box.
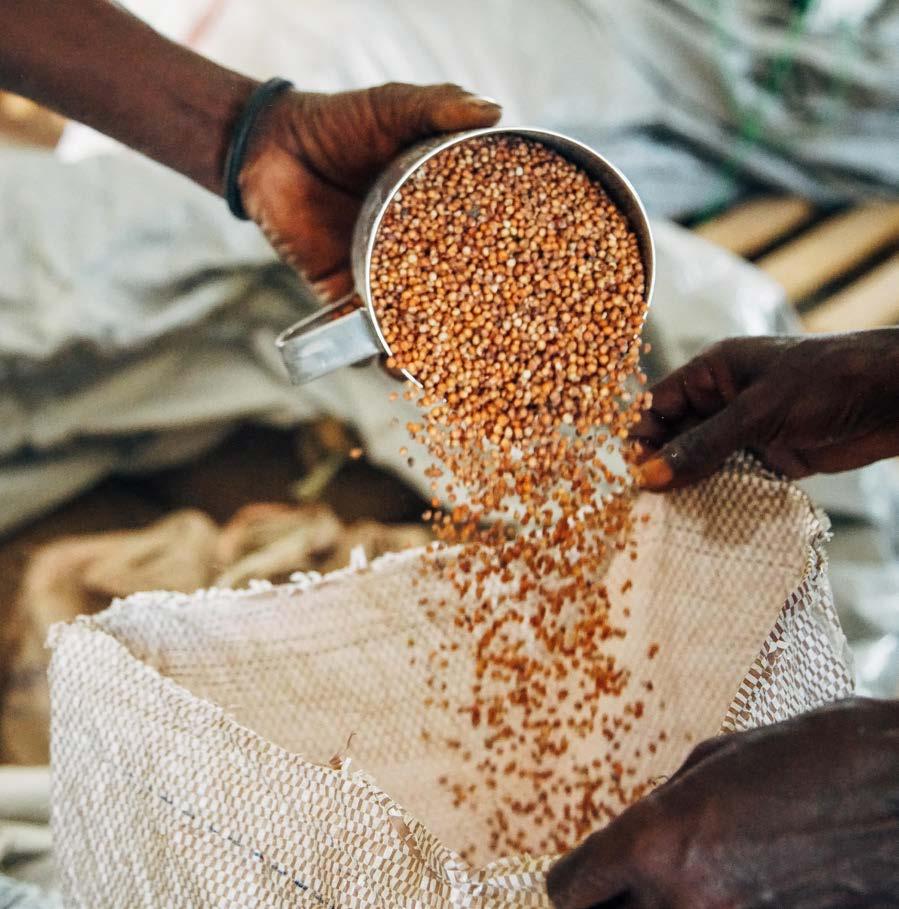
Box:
[0,0,501,296]
[0,0,256,193]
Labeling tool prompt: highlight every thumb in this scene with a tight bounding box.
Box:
[547,818,636,909]
[636,389,763,491]
[373,82,502,147]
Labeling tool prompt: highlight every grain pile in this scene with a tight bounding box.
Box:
[369,135,651,855]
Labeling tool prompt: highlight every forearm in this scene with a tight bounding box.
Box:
[0,0,257,193]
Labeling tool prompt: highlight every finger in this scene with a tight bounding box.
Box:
[666,734,733,783]
[770,425,899,478]
[374,82,502,147]
[646,356,732,425]
[629,411,668,447]
[635,386,765,491]
[547,816,637,909]
[630,412,705,458]
[310,267,354,304]
[427,92,503,132]
[643,335,785,428]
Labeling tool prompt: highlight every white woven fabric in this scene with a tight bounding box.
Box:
[49,460,853,907]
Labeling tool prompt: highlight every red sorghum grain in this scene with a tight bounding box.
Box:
[370,134,655,854]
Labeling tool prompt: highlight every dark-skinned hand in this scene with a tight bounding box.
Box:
[547,697,899,909]
[238,82,501,302]
[632,330,899,491]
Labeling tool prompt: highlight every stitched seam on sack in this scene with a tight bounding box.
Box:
[120,762,343,908]
[51,625,552,898]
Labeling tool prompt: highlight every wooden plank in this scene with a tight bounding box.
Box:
[802,253,899,333]
[756,203,899,304]
[693,196,815,257]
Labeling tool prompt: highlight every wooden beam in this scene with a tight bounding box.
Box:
[756,203,899,304]
[802,253,899,333]
[693,196,814,257]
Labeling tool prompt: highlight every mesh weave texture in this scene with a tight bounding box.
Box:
[49,458,853,908]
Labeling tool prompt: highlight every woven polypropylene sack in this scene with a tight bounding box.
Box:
[49,458,853,908]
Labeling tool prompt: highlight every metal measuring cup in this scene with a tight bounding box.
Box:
[276,126,655,386]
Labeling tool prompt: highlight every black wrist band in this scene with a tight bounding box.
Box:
[224,77,294,220]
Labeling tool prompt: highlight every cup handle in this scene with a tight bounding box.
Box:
[276,303,383,384]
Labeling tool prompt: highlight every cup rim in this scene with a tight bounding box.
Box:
[361,126,656,387]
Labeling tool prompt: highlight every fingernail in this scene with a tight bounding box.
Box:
[470,96,502,111]
[635,457,673,489]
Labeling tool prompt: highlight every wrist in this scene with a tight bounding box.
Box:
[157,62,258,195]
[222,79,296,218]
